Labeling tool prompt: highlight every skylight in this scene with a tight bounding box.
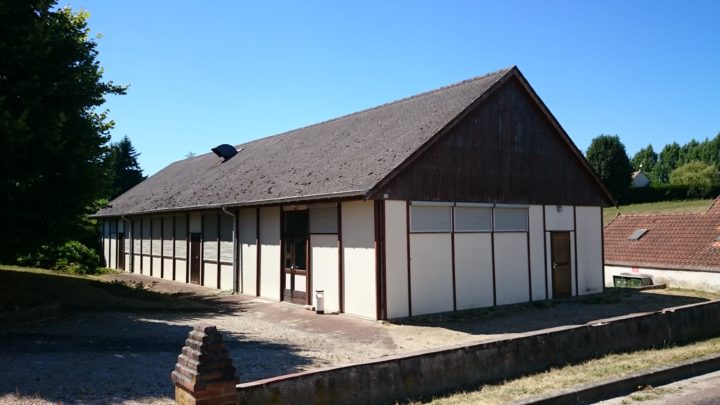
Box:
[628,228,648,241]
[211,144,241,162]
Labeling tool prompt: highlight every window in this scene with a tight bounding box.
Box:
[493,207,528,232]
[454,206,492,232]
[410,204,452,232]
[628,228,648,241]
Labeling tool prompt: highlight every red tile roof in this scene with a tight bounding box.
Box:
[604,199,720,272]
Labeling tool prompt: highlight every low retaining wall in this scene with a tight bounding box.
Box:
[235,300,720,404]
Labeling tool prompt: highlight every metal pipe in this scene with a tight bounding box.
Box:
[221,206,239,293]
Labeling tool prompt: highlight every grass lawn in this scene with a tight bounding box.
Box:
[0,265,209,317]
[603,199,714,226]
[418,336,720,404]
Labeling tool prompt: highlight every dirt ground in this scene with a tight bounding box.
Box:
[1,273,716,404]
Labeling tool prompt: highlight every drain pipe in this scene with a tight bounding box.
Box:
[221,206,239,293]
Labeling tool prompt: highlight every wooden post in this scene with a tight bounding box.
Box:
[171,324,238,405]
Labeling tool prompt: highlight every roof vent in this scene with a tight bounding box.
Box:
[211,144,240,162]
[628,228,648,241]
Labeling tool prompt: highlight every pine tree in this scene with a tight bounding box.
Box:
[108,136,145,199]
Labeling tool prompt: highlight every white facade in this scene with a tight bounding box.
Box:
[605,265,720,292]
[100,199,604,320]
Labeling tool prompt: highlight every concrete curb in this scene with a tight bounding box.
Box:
[514,353,720,405]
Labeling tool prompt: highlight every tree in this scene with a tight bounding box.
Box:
[107,135,145,199]
[631,144,658,173]
[669,161,720,198]
[653,142,683,184]
[0,1,125,261]
[586,135,632,201]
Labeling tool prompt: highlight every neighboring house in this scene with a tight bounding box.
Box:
[604,199,720,291]
[93,66,614,320]
[631,170,651,188]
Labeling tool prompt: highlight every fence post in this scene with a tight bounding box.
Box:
[171,324,238,405]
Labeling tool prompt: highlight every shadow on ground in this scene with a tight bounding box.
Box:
[394,289,710,336]
[0,311,312,404]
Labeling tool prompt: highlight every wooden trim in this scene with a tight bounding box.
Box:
[450,208,457,312]
[115,218,120,269]
[405,201,412,317]
[216,213,221,289]
[149,217,153,277]
[236,207,241,294]
[509,71,615,206]
[160,217,164,279]
[279,209,285,301]
[490,230,497,307]
[374,200,387,320]
[172,216,176,281]
[366,69,516,200]
[526,230,532,302]
[185,213,190,283]
[600,207,606,293]
[307,220,313,306]
[139,218,143,274]
[542,205,548,300]
[338,202,344,313]
[573,206,579,296]
[256,207,261,296]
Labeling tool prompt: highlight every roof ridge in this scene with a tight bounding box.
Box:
[232,66,515,149]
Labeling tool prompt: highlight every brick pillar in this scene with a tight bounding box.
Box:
[172,324,238,405]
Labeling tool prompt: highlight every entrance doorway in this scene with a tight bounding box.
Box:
[282,211,309,305]
[190,233,202,285]
[551,232,572,298]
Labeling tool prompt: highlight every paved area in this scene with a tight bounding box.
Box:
[0,273,715,404]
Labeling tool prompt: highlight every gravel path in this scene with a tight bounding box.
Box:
[0,274,715,404]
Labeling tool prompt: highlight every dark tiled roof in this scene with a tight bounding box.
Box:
[604,200,720,272]
[95,68,513,217]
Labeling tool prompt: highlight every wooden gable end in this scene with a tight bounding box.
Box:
[374,76,612,206]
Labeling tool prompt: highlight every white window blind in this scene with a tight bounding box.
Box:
[410,205,452,232]
[455,206,492,232]
[494,208,528,231]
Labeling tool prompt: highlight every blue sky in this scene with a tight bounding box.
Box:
[64,0,719,176]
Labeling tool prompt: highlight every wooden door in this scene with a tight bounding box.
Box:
[190,233,202,285]
[282,211,309,305]
[117,233,126,270]
[551,232,572,298]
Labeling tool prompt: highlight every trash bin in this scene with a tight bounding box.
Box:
[315,290,324,314]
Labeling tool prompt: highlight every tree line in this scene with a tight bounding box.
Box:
[1,1,143,271]
[586,133,720,203]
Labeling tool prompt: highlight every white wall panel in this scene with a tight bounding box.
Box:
[220,264,234,290]
[259,206,281,300]
[545,205,574,231]
[342,200,376,319]
[494,233,530,305]
[575,206,603,295]
[239,208,258,296]
[141,256,151,276]
[109,235,117,269]
[219,214,234,263]
[528,205,547,301]
[384,200,409,319]
[203,263,218,288]
[454,233,494,310]
[132,254,141,273]
[203,214,218,262]
[161,258,173,280]
[311,234,340,313]
[152,257,162,278]
[175,259,188,283]
[410,234,454,315]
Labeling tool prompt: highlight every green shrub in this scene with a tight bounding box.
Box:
[17,241,100,275]
[54,241,100,274]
